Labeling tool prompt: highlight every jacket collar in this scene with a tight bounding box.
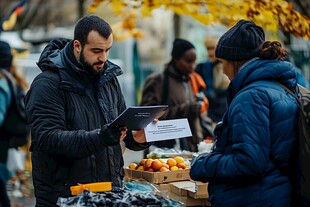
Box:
[37,38,123,89]
[164,64,190,82]
[227,58,297,103]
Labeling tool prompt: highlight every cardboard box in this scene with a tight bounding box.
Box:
[169,181,210,206]
[169,193,210,206]
[124,168,191,184]
[154,183,171,199]
[154,183,171,191]
[154,183,210,207]
[171,181,209,199]
[170,181,209,197]
[189,181,208,199]
[170,181,194,197]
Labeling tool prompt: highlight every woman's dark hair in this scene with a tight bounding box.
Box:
[74,15,112,46]
[259,41,287,60]
[228,41,287,77]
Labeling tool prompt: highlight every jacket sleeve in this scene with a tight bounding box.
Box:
[140,73,201,120]
[124,131,151,151]
[190,89,271,183]
[0,78,11,125]
[25,75,108,158]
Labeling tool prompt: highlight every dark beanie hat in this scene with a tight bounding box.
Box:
[0,40,13,69]
[215,20,265,60]
[171,38,195,59]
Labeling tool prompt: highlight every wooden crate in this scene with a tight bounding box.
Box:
[124,168,190,184]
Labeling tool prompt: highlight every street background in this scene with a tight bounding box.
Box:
[1,0,310,206]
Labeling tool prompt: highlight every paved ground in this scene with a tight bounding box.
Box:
[10,197,35,207]
[7,169,35,207]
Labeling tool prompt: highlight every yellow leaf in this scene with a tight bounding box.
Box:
[141,5,153,17]
[132,29,144,39]
[110,1,125,15]
[88,5,98,12]
[89,0,310,38]
[192,13,213,25]
[3,12,17,31]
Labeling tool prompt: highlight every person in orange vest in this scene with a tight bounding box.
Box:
[140,38,213,152]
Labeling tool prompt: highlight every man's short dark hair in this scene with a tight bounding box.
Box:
[74,15,112,46]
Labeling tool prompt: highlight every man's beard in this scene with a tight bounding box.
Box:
[80,52,104,76]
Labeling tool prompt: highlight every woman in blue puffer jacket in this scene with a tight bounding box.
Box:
[190,20,299,207]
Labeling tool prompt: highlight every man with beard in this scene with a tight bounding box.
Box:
[24,15,151,207]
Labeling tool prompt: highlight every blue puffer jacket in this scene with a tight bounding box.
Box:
[190,58,299,207]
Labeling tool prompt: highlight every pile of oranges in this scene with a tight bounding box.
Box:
[128,156,190,172]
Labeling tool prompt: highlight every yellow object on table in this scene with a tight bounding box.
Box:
[70,182,112,195]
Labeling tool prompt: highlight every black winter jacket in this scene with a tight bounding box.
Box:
[25,39,149,207]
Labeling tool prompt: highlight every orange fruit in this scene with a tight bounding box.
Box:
[158,158,165,163]
[144,159,154,170]
[136,165,144,171]
[174,156,185,164]
[139,159,147,166]
[159,166,170,172]
[151,160,163,171]
[145,167,154,172]
[170,166,179,171]
[177,163,186,169]
[162,163,170,169]
[128,163,137,170]
[166,158,177,168]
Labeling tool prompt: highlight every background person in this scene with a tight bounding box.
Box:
[0,40,29,207]
[24,15,150,207]
[0,39,13,207]
[140,38,212,153]
[195,36,230,125]
[190,20,299,207]
[284,52,306,87]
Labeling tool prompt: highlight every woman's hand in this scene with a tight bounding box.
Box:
[132,119,159,143]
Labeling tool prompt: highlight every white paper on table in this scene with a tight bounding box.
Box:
[145,118,192,142]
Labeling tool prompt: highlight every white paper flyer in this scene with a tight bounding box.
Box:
[145,118,192,142]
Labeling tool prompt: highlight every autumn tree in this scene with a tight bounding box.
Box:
[89,0,310,40]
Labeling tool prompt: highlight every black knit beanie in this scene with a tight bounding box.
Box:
[171,38,195,59]
[215,20,265,60]
[0,40,13,69]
